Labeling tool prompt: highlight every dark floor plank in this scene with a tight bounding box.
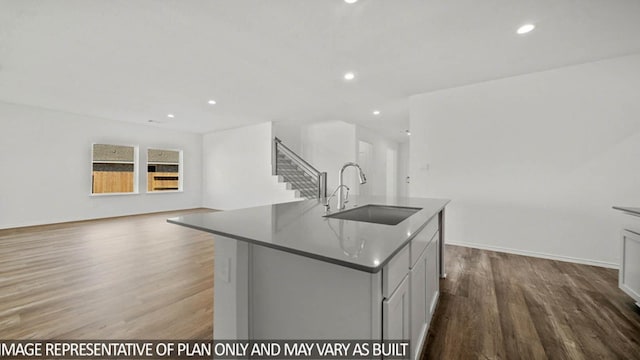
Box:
[0,209,215,340]
[424,245,640,360]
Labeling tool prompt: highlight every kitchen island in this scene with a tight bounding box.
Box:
[613,206,640,307]
[168,196,448,360]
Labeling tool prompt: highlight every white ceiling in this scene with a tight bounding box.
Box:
[1,0,640,142]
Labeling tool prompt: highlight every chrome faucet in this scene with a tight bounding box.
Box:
[337,162,367,210]
[324,184,349,213]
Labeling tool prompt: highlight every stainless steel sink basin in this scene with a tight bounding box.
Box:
[324,204,422,225]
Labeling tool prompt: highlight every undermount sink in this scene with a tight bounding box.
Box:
[324,204,422,225]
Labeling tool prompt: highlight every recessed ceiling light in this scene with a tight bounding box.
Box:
[517,24,535,35]
[167,114,175,118]
[405,130,411,136]
[373,110,381,115]
[343,72,355,81]
[344,0,358,3]
[207,99,217,105]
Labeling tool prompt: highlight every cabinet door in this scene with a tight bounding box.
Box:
[425,239,440,316]
[383,274,410,340]
[410,249,428,360]
[621,230,640,303]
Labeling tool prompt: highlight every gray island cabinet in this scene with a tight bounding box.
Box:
[613,206,640,307]
[169,196,449,360]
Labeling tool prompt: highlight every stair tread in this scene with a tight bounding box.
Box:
[282,175,314,181]
[280,176,314,182]
[275,148,321,199]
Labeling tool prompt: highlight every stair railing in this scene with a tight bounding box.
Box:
[273,137,327,198]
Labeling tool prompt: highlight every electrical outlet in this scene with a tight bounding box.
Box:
[216,257,231,283]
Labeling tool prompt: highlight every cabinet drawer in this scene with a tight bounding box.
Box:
[410,216,438,268]
[383,244,410,298]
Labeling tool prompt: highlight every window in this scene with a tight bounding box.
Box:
[147,149,182,192]
[91,144,138,194]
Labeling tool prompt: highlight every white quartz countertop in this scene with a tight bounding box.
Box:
[168,196,449,273]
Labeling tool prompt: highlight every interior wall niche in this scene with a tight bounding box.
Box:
[91,144,137,194]
[147,149,182,192]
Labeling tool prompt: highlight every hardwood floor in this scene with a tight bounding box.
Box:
[424,245,640,360]
[3,213,639,359]
[0,209,215,339]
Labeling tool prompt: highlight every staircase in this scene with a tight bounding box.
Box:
[273,138,326,200]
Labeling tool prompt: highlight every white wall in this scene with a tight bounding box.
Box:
[0,102,203,229]
[356,126,400,197]
[273,120,303,155]
[202,122,299,210]
[409,54,640,267]
[398,141,410,198]
[300,121,358,194]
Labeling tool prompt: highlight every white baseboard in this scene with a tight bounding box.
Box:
[446,241,619,269]
[0,207,208,231]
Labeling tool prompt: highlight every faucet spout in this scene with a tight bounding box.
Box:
[337,162,367,210]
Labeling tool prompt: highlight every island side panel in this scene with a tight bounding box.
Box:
[213,236,250,339]
[248,243,381,340]
[620,230,640,305]
[438,209,446,278]
[618,210,640,306]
